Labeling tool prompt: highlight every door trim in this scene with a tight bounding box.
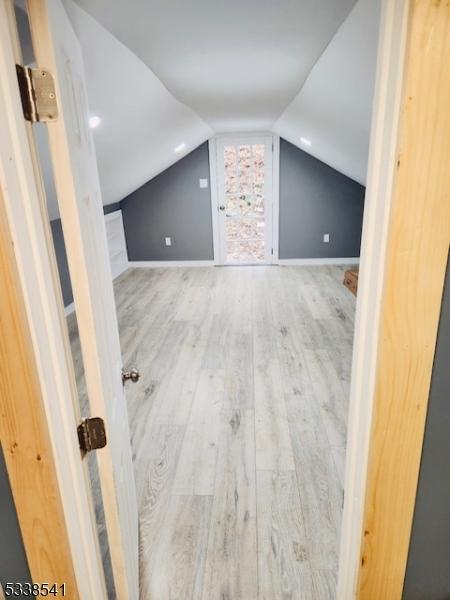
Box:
[0,1,106,596]
[337,0,410,597]
[209,132,278,266]
[26,0,138,596]
[272,134,280,264]
[355,0,450,597]
[338,0,450,597]
[208,137,220,265]
[0,182,78,597]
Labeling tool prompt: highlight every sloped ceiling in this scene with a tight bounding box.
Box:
[63,1,213,207]
[273,0,381,184]
[68,0,379,198]
[73,0,356,133]
[17,0,380,216]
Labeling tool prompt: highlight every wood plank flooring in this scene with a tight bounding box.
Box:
[69,265,355,600]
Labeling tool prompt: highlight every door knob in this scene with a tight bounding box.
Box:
[219,205,226,211]
[122,368,140,384]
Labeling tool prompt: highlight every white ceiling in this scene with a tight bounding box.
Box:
[274,0,381,184]
[17,0,380,216]
[73,0,356,132]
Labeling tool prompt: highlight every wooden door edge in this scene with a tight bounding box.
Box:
[337,0,411,595]
[0,1,106,596]
[0,184,79,596]
[25,1,137,597]
[356,1,450,598]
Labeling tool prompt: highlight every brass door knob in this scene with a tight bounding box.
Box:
[122,368,140,384]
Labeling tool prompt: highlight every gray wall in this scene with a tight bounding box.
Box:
[120,139,364,263]
[104,201,121,215]
[0,446,31,589]
[53,138,365,298]
[403,256,450,600]
[121,142,214,261]
[279,139,365,259]
[51,204,121,307]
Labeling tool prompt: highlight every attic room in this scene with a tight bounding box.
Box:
[1,1,449,600]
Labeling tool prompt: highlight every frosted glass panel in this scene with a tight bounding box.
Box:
[222,142,266,263]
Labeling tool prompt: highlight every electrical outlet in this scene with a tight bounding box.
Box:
[199,178,209,189]
[165,237,172,246]
[323,233,330,243]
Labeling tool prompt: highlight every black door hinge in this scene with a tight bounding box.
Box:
[77,417,107,453]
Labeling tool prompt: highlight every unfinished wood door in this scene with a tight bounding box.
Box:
[26,1,138,597]
[216,135,274,265]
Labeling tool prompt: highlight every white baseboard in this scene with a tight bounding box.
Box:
[128,258,358,268]
[64,301,75,316]
[278,257,360,266]
[128,260,214,268]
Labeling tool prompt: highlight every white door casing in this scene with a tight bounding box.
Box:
[0,1,105,595]
[212,134,274,265]
[26,1,138,598]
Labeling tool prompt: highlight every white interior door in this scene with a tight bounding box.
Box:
[26,1,138,597]
[216,135,273,265]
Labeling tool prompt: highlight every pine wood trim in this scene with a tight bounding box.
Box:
[0,1,106,596]
[337,1,410,594]
[358,1,450,597]
[0,186,78,596]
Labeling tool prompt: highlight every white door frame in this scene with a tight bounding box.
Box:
[26,0,138,597]
[209,132,280,265]
[0,1,106,596]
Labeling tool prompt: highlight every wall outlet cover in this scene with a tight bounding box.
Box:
[199,178,209,189]
[323,233,330,243]
[165,237,172,246]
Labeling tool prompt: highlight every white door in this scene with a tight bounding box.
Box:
[26,1,138,598]
[216,135,274,265]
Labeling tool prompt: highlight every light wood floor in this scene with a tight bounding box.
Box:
[70,265,356,600]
